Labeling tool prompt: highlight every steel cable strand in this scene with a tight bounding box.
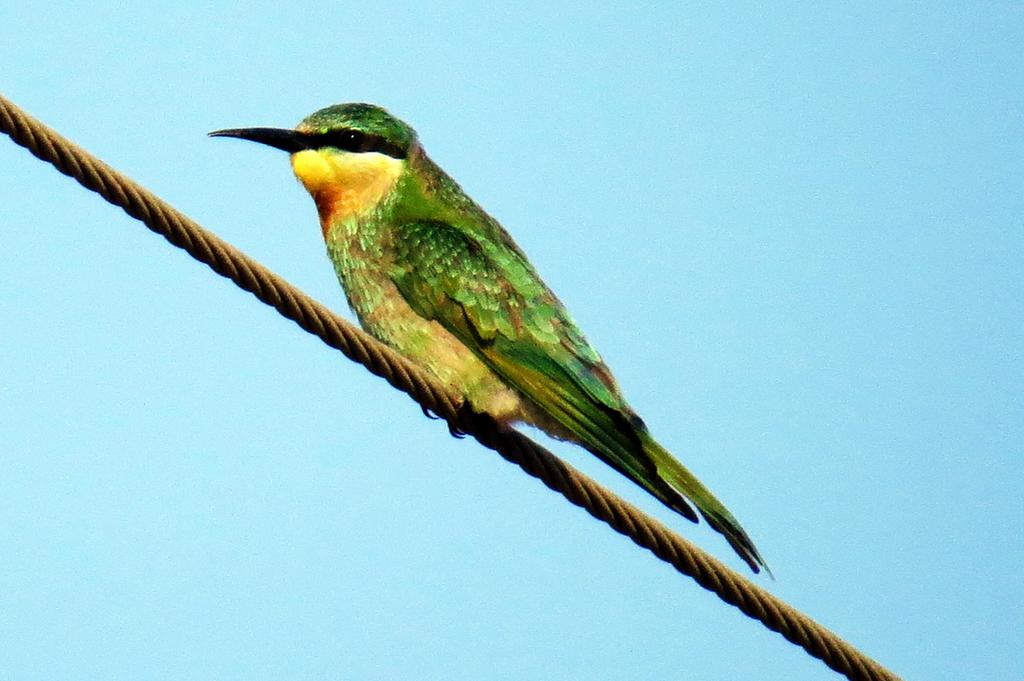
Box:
[0,97,462,422]
[460,418,891,681]
[0,93,900,681]
[444,395,877,679]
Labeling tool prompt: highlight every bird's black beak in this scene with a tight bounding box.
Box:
[208,127,309,153]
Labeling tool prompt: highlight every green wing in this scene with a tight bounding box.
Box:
[390,220,697,520]
[390,219,769,573]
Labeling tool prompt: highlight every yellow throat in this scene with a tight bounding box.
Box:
[290,148,404,235]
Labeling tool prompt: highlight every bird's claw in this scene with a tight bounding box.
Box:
[445,401,474,439]
[447,420,467,438]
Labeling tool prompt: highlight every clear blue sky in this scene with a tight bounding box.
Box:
[1,3,1021,680]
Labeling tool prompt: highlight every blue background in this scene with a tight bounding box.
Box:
[1,3,1021,680]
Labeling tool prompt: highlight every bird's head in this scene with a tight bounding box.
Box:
[211,103,417,226]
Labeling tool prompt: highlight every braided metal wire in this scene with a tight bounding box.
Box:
[0,92,900,681]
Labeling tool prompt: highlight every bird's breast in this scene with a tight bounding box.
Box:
[332,256,528,423]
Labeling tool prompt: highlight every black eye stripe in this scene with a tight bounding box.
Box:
[301,129,407,159]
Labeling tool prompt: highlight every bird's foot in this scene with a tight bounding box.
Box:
[444,399,483,439]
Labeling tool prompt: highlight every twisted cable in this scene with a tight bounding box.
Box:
[0,93,900,681]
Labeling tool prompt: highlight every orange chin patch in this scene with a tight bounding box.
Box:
[290,149,404,238]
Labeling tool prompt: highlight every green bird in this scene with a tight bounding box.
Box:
[211,103,767,574]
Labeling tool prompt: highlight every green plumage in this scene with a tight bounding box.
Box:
[213,103,768,574]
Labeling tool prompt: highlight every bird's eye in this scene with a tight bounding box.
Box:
[336,129,365,151]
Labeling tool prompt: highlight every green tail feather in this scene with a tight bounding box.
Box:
[640,431,770,576]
